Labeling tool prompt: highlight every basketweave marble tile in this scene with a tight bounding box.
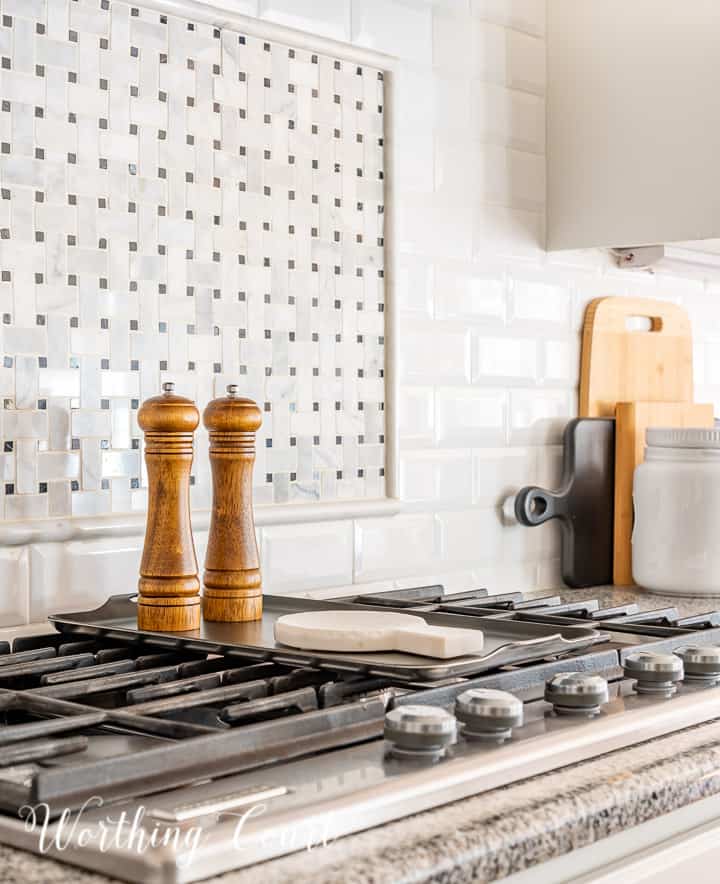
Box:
[0,0,388,518]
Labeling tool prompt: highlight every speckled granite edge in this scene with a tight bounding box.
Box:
[5,717,720,884]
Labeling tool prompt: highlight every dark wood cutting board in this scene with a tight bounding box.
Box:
[514,418,615,588]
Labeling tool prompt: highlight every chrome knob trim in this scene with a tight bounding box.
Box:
[676,645,720,684]
[384,705,457,758]
[455,689,523,741]
[544,672,609,716]
[623,652,684,696]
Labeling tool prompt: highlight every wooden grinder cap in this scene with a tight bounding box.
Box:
[203,384,263,435]
[203,385,263,622]
[137,382,201,632]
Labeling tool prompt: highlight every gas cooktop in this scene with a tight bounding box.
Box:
[2,584,720,883]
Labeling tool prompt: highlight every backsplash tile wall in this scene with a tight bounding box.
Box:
[5,0,720,627]
[0,0,387,519]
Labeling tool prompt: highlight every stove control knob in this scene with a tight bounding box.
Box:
[455,689,523,741]
[384,704,457,758]
[544,672,609,716]
[623,652,684,696]
[675,646,720,685]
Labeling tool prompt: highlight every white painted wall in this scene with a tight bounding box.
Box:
[6,0,720,625]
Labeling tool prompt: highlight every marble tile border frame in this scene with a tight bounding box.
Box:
[0,0,401,544]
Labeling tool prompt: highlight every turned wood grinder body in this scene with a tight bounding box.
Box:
[203,384,263,622]
[137,382,201,631]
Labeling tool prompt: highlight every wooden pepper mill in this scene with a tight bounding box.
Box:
[203,384,263,622]
[137,382,201,632]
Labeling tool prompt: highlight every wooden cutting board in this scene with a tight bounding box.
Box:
[614,401,714,585]
[580,297,694,418]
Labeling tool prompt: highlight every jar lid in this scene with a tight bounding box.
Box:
[646,427,720,449]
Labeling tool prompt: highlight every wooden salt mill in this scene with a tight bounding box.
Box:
[137,382,201,631]
[203,384,263,622]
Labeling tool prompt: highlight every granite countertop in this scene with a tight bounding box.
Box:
[4,585,720,884]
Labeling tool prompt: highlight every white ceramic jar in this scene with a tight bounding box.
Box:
[633,428,720,595]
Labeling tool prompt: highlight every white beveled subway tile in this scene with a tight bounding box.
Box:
[435,387,507,446]
[434,139,478,202]
[472,0,546,37]
[472,447,535,508]
[505,517,561,563]
[29,539,143,622]
[472,335,538,384]
[541,339,575,386]
[434,263,506,323]
[473,559,538,594]
[399,449,473,506]
[473,205,545,261]
[395,134,435,195]
[0,547,28,626]
[702,340,720,386]
[536,557,562,590]
[352,0,433,64]
[259,0,351,41]
[509,388,574,445]
[508,274,571,327]
[262,521,353,593]
[433,73,472,135]
[395,256,434,317]
[473,83,544,154]
[432,4,472,74]
[393,64,436,135]
[476,144,509,205]
[506,28,546,95]
[471,19,506,84]
[354,512,439,582]
[436,506,503,565]
[396,198,473,263]
[399,325,470,385]
[398,387,434,448]
[508,149,545,211]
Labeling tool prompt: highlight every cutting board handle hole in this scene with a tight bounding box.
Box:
[625,314,663,332]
